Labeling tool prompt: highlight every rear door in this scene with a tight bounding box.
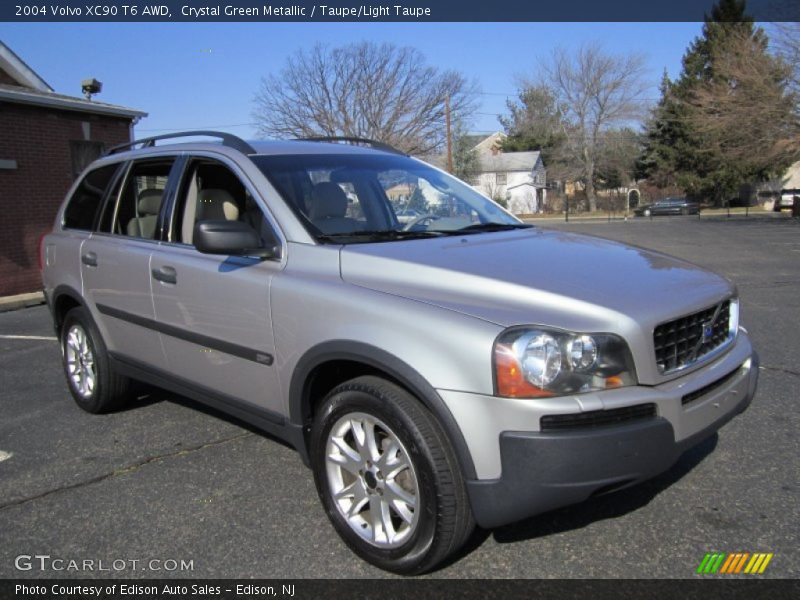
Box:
[81,157,180,368]
[149,155,285,415]
[49,163,122,310]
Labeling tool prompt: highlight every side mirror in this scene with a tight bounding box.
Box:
[193,220,277,259]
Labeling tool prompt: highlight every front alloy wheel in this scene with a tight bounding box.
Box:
[311,376,474,574]
[325,412,420,548]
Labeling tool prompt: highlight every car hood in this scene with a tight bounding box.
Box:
[339,228,734,331]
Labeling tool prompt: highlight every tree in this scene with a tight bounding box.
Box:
[452,122,481,184]
[498,83,566,164]
[542,43,648,212]
[772,22,800,96]
[594,127,642,191]
[640,0,797,204]
[252,42,478,155]
[688,28,799,176]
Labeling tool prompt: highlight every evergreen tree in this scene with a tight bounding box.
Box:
[498,84,566,164]
[452,122,481,184]
[640,0,794,204]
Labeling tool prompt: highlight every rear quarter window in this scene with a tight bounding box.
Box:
[63,163,121,231]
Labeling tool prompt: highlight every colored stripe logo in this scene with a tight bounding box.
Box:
[697,552,773,574]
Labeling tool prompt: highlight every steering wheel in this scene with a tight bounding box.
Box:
[402,214,441,231]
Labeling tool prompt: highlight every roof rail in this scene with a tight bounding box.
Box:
[108,130,256,155]
[296,136,406,155]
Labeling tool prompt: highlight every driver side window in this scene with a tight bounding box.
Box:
[172,159,276,248]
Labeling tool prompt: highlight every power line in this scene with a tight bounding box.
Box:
[136,122,256,132]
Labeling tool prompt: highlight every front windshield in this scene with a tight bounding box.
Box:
[251,153,527,243]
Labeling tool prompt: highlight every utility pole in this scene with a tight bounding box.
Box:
[445,95,453,174]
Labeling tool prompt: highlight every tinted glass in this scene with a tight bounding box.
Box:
[109,160,175,239]
[63,163,120,230]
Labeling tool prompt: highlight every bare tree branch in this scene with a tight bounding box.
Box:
[688,29,800,173]
[252,42,478,155]
[542,43,648,211]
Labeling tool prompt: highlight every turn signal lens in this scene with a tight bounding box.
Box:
[495,345,555,398]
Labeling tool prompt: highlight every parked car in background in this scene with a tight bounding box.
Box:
[634,197,700,217]
[775,192,798,211]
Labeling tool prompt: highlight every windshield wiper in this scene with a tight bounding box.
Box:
[456,222,534,232]
[316,229,445,243]
[423,222,534,236]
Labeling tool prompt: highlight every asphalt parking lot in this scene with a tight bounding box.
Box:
[0,215,797,579]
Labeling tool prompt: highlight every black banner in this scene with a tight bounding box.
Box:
[3,579,800,600]
[2,0,799,23]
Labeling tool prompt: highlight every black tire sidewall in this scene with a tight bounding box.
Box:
[310,384,442,574]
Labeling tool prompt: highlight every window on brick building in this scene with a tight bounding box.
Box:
[70,141,106,180]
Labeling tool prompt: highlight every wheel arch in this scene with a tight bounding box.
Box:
[51,285,88,335]
[289,341,477,480]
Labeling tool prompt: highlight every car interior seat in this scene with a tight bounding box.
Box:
[126,189,163,239]
[309,182,360,234]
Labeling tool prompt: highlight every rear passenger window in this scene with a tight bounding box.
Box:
[63,164,120,231]
[109,160,175,239]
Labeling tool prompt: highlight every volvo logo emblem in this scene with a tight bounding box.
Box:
[701,321,714,343]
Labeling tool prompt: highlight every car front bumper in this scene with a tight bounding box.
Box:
[438,333,759,529]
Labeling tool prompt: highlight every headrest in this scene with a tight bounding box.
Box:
[138,189,163,215]
[310,182,348,219]
[198,188,240,221]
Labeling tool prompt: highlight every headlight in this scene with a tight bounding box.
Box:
[494,327,637,398]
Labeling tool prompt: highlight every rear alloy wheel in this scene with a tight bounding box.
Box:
[60,306,131,413]
[65,323,96,400]
[644,209,651,217]
[310,376,474,574]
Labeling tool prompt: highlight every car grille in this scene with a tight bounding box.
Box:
[654,300,732,374]
[540,403,657,431]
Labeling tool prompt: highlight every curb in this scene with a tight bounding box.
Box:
[0,291,45,313]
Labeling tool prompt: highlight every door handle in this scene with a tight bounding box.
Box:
[151,265,177,284]
[81,252,98,267]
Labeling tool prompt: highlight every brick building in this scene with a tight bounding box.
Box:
[0,42,146,296]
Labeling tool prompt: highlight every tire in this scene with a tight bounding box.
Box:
[310,375,475,574]
[60,306,131,413]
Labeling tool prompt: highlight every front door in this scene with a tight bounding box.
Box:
[149,157,285,415]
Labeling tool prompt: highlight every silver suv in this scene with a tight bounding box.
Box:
[41,131,759,573]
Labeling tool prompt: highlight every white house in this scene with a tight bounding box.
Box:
[420,131,547,215]
[476,162,545,215]
[470,132,547,214]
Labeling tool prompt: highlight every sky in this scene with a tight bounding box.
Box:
[1,22,706,139]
